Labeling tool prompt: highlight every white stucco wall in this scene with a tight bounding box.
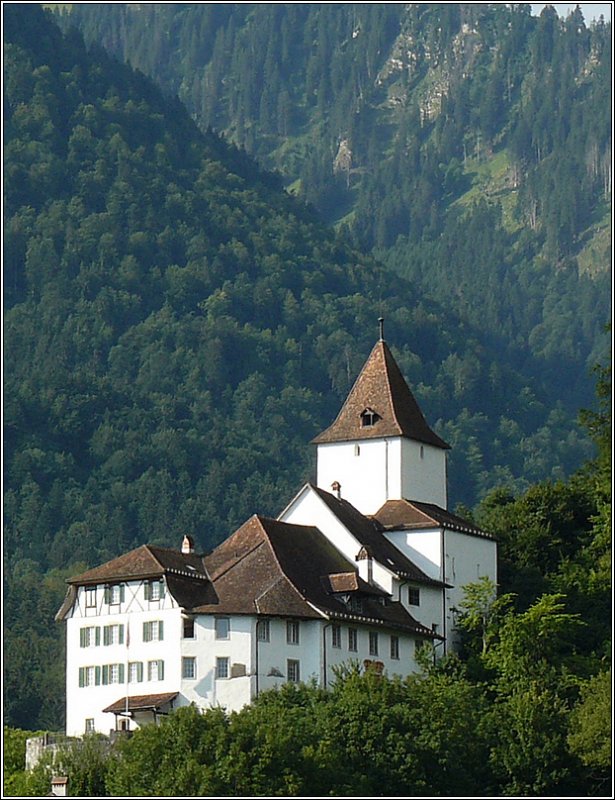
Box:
[65,580,183,737]
[391,577,443,634]
[443,530,498,650]
[316,436,448,514]
[400,439,448,508]
[316,439,392,514]
[384,528,443,580]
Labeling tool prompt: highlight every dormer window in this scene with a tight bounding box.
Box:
[360,408,380,428]
[350,596,364,614]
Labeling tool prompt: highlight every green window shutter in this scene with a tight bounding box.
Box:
[159,660,164,680]
[103,626,110,646]
[143,622,150,642]
[144,582,150,601]
[104,586,110,604]
[120,584,125,603]
[159,621,164,641]
[159,580,165,599]
[80,628,86,648]
[137,662,143,682]
[95,627,101,646]
[78,667,84,687]
[119,664,125,683]
[102,665,109,685]
[119,625,124,645]
[95,666,101,686]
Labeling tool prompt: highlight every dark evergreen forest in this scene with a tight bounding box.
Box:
[2,3,611,776]
[60,3,611,393]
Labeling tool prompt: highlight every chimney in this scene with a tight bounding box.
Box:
[181,535,195,554]
[331,481,342,499]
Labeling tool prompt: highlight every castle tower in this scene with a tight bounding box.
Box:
[312,327,450,514]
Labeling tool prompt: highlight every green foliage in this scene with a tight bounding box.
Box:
[59,2,611,416]
[568,669,612,776]
[454,576,514,656]
[5,4,606,733]
[106,705,230,796]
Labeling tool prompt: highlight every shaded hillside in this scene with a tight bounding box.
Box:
[2,4,600,729]
[59,2,610,402]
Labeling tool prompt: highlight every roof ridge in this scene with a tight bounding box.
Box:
[143,544,166,571]
[257,515,327,608]
[209,535,266,582]
[380,340,403,436]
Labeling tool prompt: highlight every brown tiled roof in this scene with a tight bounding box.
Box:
[197,515,435,637]
[103,692,178,714]
[59,545,212,620]
[310,485,446,587]
[197,516,321,618]
[66,544,209,585]
[375,499,494,540]
[312,340,449,449]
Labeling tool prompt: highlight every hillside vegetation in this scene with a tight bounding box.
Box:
[2,3,609,742]
[59,3,611,392]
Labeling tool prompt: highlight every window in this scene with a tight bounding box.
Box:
[419,445,424,459]
[348,627,358,652]
[216,657,229,679]
[408,587,420,607]
[144,579,165,601]
[147,659,164,681]
[85,587,97,608]
[332,624,341,648]
[354,444,361,456]
[287,659,300,683]
[104,584,124,605]
[215,617,230,640]
[80,626,100,648]
[103,624,124,645]
[182,657,196,679]
[143,620,164,642]
[369,632,379,656]
[183,618,195,639]
[257,619,270,642]
[78,666,100,687]
[432,623,439,634]
[286,620,300,645]
[128,662,143,683]
[85,718,95,733]
[350,596,364,614]
[360,408,379,427]
[390,635,400,660]
[101,663,125,685]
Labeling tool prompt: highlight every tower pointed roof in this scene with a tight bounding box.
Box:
[312,339,450,449]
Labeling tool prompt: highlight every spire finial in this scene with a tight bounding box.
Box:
[378,317,385,342]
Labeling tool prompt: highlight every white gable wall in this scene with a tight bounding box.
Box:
[280,486,395,594]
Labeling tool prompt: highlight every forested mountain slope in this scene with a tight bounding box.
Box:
[59,2,611,401]
[1,4,604,730]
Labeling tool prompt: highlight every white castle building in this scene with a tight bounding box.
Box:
[57,329,497,736]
